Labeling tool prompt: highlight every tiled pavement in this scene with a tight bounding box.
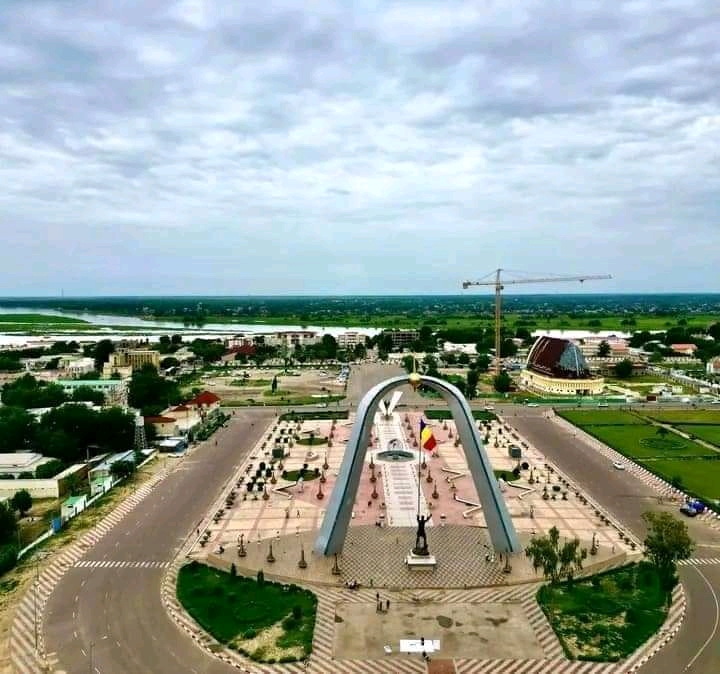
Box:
[9,470,169,674]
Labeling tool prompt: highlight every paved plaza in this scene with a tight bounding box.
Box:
[192,409,637,587]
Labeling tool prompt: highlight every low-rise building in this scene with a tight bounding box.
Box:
[706,358,720,375]
[55,378,128,406]
[186,390,221,416]
[60,356,97,378]
[383,329,419,349]
[88,450,136,482]
[61,494,88,522]
[670,343,698,356]
[336,332,371,349]
[0,452,54,478]
[144,415,179,437]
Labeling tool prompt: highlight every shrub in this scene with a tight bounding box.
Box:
[521,462,529,470]
[257,569,264,586]
[230,563,237,577]
[0,544,18,576]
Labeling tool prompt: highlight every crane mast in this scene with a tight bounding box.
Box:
[461,269,612,377]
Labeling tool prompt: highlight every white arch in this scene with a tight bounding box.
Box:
[314,375,522,556]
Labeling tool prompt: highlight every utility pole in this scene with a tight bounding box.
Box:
[462,269,612,376]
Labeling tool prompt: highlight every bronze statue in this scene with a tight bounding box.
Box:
[413,513,432,556]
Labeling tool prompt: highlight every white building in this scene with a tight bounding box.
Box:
[441,341,477,355]
[336,331,371,349]
[60,356,96,377]
[707,358,720,375]
[55,379,128,406]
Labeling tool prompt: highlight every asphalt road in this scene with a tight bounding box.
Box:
[43,408,274,674]
[507,407,720,674]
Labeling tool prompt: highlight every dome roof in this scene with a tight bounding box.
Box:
[526,337,591,379]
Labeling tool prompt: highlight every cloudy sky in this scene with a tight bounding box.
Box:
[1,0,719,296]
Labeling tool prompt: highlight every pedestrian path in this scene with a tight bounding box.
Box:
[73,559,170,569]
[9,468,170,674]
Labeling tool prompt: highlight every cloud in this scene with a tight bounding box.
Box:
[0,0,718,295]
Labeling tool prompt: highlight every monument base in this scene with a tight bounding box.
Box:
[405,550,437,571]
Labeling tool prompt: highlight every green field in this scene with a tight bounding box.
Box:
[0,313,88,325]
[559,410,647,426]
[676,425,720,447]
[642,459,720,500]
[573,424,710,460]
[538,563,668,662]
[177,562,316,662]
[558,409,720,506]
[643,410,720,425]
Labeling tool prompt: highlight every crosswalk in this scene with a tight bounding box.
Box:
[74,559,170,569]
[678,557,720,567]
[10,469,170,674]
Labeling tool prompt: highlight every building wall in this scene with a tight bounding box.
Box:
[520,370,605,396]
[0,478,61,499]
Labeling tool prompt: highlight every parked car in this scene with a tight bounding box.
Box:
[680,504,698,517]
[612,461,625,470]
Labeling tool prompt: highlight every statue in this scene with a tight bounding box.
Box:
[413,513,432,556]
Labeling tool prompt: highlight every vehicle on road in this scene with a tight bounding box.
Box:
[680,504,699,517]
[612,461,625,470]
[527,403,539,407]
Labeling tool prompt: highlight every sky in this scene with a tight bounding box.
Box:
[1,0,719,296]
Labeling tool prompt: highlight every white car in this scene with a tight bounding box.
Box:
[527,403,539,408]
[612,461,625,470]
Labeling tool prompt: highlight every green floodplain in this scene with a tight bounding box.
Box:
[0,294,718,331]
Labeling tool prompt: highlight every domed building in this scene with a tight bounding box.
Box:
[520,336,605,396]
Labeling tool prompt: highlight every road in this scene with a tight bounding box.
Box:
[506,406,720,674]
[43,408,274,674]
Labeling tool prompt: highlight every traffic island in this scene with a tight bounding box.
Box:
[176,561,316,664]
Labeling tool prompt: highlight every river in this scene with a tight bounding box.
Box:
[0,307,381,346]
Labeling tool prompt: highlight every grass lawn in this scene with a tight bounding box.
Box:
[559,410,647,426]
[676,425,720,447]
[177,562,317,663]
[283,469,319,482]
[425,409,498,421]
[642,410,720,425]
[639,459,720,500]
[538,563,669,662]
[295,436,329,446]
[579,424,710,460]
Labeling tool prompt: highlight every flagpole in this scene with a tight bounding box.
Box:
[414,356,422,520]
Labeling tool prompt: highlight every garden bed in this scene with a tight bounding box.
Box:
[538,563,669,662]
[177,562,317,663]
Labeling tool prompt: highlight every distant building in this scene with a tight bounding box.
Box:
[60,356,96,378]
[670,344,698,356]
[144,415,179,437]
[441,342,477,355]
[707,358,720,375]
[383,329,419,349]
[103,349,161,378]
[337,332,371,349]
[263,331,320,348]
[186,390,221,416]
[520,336,605,396]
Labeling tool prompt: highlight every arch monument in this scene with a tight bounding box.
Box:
[314,373,522,556]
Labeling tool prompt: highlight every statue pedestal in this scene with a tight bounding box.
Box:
[405,550,437,571]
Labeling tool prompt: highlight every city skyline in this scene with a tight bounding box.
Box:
[1,0,719,295]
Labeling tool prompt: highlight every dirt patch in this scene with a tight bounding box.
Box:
[231,620,304,663]
[334,601,544,660]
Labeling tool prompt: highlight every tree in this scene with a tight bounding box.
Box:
[401,355,415,374]
[475,354,491,372]
[320,334,338,360]
[525,526,588,585]
[109,459,135,481]
[1,374,67,408]
[0,501,17,545]
[613,359,634,379]
[71,385,105,405]
[352,342,366,360]
[0,406,37,452]
[642,511,694,590]
[466,369,479,398]
[128,364,182,416]
[597,340,611,357]
[458,353,470,365]
[649,350,664,363]
[493,371,512,393]
[500,339,518,358]
[271,376,278,394]
[160,356,180,370]
[10,489,32,517]
[92,339,115,371]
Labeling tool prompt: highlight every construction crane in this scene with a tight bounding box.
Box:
[462,269,612,376]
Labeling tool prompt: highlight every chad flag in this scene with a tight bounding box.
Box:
[420,419,437,452]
